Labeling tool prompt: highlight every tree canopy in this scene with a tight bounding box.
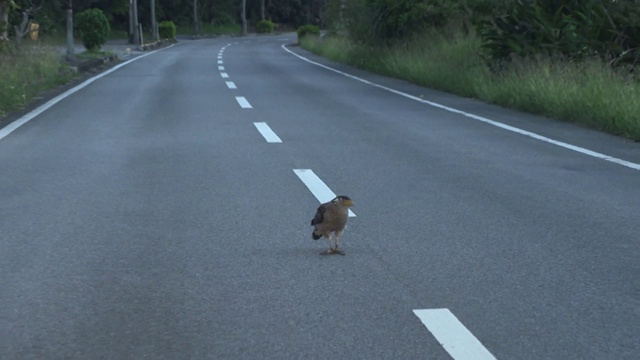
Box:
[2,0,330,39]
[2,0,638,68]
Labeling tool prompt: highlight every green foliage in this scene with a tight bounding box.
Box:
[211,12,237,27]
[75,8,110,51]
[297,24,320,42]
[0,39,12,54]
[198,22,241,36]
[344,0,462,44]
[477,0,640,66]
[6,0,320,39]
[302,29,640,141]
[256,19,275,34]
[0,47,74,118]
[158,20,176,39]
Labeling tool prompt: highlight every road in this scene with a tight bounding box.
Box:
[1,33,639,359]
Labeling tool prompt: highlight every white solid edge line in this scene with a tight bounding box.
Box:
[293,169,356,217]
[413,309,496,360]
[281,44,640,171]
[235,96,252,109]
[253,122,282,143]
[225,81,237,89]
[0,45,176,141]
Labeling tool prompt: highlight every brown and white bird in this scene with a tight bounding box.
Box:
[310,195,354,255]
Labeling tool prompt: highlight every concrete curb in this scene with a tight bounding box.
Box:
[72,38,176,73]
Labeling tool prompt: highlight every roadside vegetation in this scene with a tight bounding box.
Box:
[2,0,638,141]
[302,0,640,141]
[0,0,260,118]
[0,45,74,118]
[302,29,640,141]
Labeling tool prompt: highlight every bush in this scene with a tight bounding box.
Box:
[158,21,176,40]
[476,0,640,66]
[297,24,320,43]
[75,8,110,52]
[256,20,275,34]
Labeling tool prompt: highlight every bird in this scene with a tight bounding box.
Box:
[310,195,354,255]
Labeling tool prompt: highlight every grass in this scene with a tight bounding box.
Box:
[301,30,640,141]
[0,23,241,120]
[179,23,242,36]
[0,44,75,118]
[76,50,112,60]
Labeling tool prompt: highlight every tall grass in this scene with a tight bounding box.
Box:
[0,45,74,118]
[301,30,640,141]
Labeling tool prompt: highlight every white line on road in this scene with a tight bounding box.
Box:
[281,44,640,171]
[226,81,237,89]
[0,45,176,141]
[413,309,496,360]
[293,169,356,217]
[253,122,282,143]
[235,96,252,109]
[218,60,223,64]
[221,72,229,78]
[218,66,225,71]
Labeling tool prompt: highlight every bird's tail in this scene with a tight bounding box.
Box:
[312,231,321,240]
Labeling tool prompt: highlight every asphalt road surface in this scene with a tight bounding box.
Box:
[1,33,639,359]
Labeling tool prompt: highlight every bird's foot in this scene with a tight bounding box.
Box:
[320,249,345,255]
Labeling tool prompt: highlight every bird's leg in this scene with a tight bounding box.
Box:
[333,231,345,255]
[320,235,334,255]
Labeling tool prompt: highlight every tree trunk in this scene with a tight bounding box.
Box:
[132,0,139,45]
[0,0,10,42]
[193,0,199,37]
[66,0,74,60]
[13,11,29,46]
[151,0,158,41]
[241,0,247,35]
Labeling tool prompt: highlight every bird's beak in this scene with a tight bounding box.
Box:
[344,199,354,206]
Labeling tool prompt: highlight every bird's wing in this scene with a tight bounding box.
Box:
[311,203,328,226]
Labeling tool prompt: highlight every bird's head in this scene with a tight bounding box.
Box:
[333,195,354,207]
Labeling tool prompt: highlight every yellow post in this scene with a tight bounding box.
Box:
[29,22,39,40]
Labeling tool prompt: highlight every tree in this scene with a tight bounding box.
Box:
[193,0,199,36]
[241,0,247,35]
[65,0,73,60]
[13,0,41,45]
[0,0,17,41]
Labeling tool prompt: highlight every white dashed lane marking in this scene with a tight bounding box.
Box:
[226,81,237,89]
[293,169,356,217]
[221,73,229,78]
[235,96,252,109]
[413,309,496,360]
[253,122,282,143]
